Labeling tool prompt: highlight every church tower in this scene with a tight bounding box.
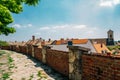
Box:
[106,29,114,45]
[107,29,114,40]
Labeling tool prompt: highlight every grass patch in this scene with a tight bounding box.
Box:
[0,51,14,80]
[7,54,15,70]
[0,51,6,56]
[21,77,26,80]
[28,74,34,80]
[0,63,5,65]
[2,72,10,80]
[37,71,47,79]
[37,71,42,78]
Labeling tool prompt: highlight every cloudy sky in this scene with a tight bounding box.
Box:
[0,0,120,41]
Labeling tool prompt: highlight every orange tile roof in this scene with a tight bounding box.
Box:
[72,39,88,44]
[56,40,67,45]
[93,43,110,53]
[55,39,88,45]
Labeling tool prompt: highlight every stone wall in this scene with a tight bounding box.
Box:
[68,46,90,80]
[46,49,69,76]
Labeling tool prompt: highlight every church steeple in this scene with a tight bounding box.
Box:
[107,29,114,40]
[106,29,114,45]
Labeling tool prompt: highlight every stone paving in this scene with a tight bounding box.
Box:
[0,50,68,80]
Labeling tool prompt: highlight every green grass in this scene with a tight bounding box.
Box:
[0,51,14,80]
[21,77,26,80]
[29,74,34,80]
[0,63,5,65]
[2,72,10,80]
[0,51,6,56]
[7,54,15,70]
[37,71,42,78]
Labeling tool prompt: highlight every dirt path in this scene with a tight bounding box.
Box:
[0,50,68,80]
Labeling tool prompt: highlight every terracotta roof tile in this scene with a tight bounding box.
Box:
[93,43,110,53]
[55,39,88,45]
[72,39,88,44]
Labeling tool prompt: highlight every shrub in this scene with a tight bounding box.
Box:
[0,40,9,46]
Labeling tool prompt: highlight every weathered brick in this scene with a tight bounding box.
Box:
[46,49,69,76]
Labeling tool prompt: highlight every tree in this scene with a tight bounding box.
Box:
[0,0,40,36]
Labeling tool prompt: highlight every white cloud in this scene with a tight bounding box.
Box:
[27,24,32,27]
[13,24,21,28]
[74,25,87,29]
[39,24,87,30]
[100,0,120,7]
[39,27,50,30]
[34,32,41,35]
[12,24,33,29]
[35,24,106,40]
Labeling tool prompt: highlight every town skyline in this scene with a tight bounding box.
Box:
[0,0,120,41]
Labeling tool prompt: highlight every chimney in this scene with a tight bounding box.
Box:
[40,37,42,40]
[42,39,45,45]
[32,35,35,41]
[101,43,103,48]
[61,38,64,44]
[66,38,69,41]
[48,38,51,42]
[68,40,73,46]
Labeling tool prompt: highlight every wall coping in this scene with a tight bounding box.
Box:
[83,53,120,59]
[67,46,90,52]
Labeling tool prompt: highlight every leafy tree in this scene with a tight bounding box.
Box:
[0,0,40,35]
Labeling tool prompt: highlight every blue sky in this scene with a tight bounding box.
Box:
[0,0,120,41]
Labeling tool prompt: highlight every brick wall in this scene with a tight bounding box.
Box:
[12,45,17,51]
[46,49,69,76]
[3,45,120,80]
[34,47,42,61]
[28,46,33,56]
[19,46,28,54]
[82,54,120,80]
[1,46,10,50]
[15,46,20,52]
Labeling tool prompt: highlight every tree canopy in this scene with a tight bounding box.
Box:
[0,0,40,36]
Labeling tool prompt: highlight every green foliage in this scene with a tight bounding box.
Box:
[0,40,9,46]
[37,71,42,77]
[0,0,40,35]
[21,77,26,80]
[107,45,120,51]
[7,54,15,70]
[0,51,6,56]
[29,74,34,80]
[8,56,14,63]
[2,73,10,80]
